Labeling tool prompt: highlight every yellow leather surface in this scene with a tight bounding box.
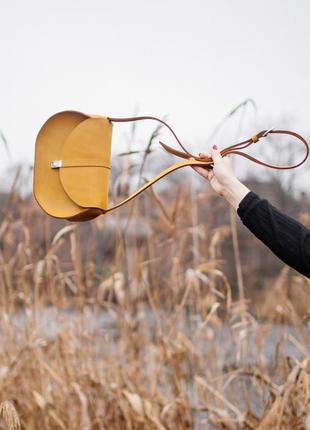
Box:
[34,111,93,219]
[67,208,103,222]
[59,117,112,210]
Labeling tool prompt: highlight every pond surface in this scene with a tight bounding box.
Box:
[5,306,310,429]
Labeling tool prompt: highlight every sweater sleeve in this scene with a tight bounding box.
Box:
[237,191,310,278]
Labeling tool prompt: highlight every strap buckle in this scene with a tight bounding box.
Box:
[262,127,275,137]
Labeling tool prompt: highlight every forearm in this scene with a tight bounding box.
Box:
[221,178,251,210]
[193,145,310,277]
[236,191,310,278]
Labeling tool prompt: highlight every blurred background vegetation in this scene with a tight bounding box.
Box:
[0,103,309,429]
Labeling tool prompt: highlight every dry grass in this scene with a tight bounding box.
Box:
[0,172,309,430]
[1,101,310,428]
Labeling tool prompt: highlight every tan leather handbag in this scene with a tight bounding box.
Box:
[33,110,309,222]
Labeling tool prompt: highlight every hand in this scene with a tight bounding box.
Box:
[192,145,237,196]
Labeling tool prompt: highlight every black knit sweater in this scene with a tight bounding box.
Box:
[237,191,310,279]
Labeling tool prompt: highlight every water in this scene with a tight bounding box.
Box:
[4,306,309,429]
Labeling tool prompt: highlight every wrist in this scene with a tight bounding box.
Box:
[221,178,250,210]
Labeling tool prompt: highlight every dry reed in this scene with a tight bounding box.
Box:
[0,103,309,428]
[0,172,309,429]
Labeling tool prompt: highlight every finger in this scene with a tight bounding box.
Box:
[223,156,232,167]
[199,152,210,159]
[210,145,223,164]
[206,170,214,181]
[192,166,209,177]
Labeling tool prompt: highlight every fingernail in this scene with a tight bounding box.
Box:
[213,145,218,150]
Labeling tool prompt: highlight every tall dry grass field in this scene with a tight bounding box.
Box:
[0,136,310,429]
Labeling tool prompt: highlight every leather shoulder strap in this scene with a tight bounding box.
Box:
[105,159,211,212]
[106,116,309,213]
[160,130,309,170]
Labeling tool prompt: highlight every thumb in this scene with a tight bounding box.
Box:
[210,145,223,164]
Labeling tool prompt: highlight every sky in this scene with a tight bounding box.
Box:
[0,0,310,192]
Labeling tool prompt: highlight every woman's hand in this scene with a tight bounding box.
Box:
[192,145,237,196]
[192,144,251,210]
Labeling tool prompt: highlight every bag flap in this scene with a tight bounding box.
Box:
[34,111,93,219]
[59,117,113,210]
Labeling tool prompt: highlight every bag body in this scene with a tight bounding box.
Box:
[34,111,113,221]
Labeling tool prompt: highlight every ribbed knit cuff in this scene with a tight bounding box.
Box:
[237,191,261,223]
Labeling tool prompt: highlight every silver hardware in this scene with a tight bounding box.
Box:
[262,127,275,137]
[51,160,63,169]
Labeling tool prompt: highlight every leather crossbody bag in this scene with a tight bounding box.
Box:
[33,110,309,221]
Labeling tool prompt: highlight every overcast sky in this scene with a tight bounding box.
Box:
[0,0,310,191]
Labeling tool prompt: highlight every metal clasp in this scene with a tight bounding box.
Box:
[51,160,63,169]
